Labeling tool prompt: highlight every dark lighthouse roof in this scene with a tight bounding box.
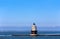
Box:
[33,23,35,25]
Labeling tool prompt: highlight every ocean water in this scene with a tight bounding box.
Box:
[0,31,60,39]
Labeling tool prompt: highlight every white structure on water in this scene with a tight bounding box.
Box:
[30,23,37,36]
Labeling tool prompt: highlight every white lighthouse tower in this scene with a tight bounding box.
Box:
[30,23,37,36]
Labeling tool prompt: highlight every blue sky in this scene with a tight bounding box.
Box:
[0,0,60,31]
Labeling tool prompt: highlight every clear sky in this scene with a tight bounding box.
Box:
[0,0,60,31]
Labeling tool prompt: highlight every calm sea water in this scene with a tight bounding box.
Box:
[0,31,60,39]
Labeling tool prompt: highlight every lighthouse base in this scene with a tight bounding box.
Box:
[31,31,37,34]
[30,31,37,36]
[30,34,38,36]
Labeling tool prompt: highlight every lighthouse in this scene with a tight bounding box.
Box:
[30,23,37,36]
